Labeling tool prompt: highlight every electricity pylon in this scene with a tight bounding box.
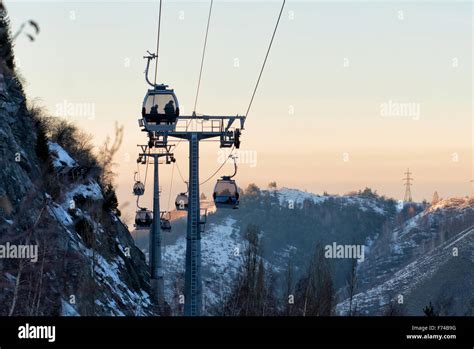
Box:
[403,168,413,202]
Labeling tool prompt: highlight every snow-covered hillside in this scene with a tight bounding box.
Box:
[276,187,388,215]
[46,144,155,316]
[154,188,473,315]
[336,197,474,315]
[152,187,399,313]
[162,218,242,311]
[0,13,155,314]
[1,78,156,316]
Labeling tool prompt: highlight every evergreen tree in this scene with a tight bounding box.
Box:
[102,184,121,216]
[245,183,260,196]
[267,181,277,189]
[0,5,15,69]
[35,118,60,198]
[423,301,438,317]
[35,119,50,162]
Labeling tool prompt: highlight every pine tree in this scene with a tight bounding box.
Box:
[35,119,60,198]
[0,5,15,70]
[102,184,121,216]
[267,181,277,189]
[35,119,50,162]
[423,301,437,316]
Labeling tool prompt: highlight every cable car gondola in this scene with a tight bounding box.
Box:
[213,156,239,209]
[135,208,153,229]
[160,219,171,232]
[140,53,180,129]
[175,193,188,211]
[133,172,145,196]
[133,181,145,196]
[142,85,180,125]
[160,212,172,232]
[175,182,189,211]
[213,177,239,209]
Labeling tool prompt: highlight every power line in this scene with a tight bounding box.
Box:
[173,146,235,186]
[245,0,285,118]
[200,146,235,185]
[165,1,284,188]
[174,146,235,186]
[135,163,141,182]
[143,148,151,186]
[146,0,283,205]
[167,162,175,211]
[175,160,187,183]
[193,0,213,114]
[191,1,285,184]
[153,0,163,85]
[136,148,151,208]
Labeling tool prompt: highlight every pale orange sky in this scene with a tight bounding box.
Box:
[7,1,473,221]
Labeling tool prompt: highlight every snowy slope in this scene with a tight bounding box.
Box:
[155,187,393,313]
[336,226,474,315]
[162,217,242,312]
[48,141,77,167]
[45,144,154,316]
[276,187,330,206]
[276,187,388,215]
[336,197,474,315]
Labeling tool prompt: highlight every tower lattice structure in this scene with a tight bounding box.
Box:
[403,168,413,202]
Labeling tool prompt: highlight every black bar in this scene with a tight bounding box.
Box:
[0,316,473,347]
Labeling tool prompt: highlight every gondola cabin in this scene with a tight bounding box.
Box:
[213,177,239,209]
[135,208,153,228]
[175,193,189,211]
[160,218,171,232]
[133,181,145,196]
[141,84,180,131]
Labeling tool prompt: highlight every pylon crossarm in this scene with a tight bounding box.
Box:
[137,144,174,158]
[175,115,245,130]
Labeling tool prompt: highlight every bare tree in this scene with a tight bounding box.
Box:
[284,259,294,316]
[383,292,406,316]
[8,259,24,316]
[346,258,358,316]
[297,244,334,316]
[97,122,124,187]
[213,224,278,316]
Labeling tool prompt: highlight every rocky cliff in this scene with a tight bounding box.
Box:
[0,7,156,316]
